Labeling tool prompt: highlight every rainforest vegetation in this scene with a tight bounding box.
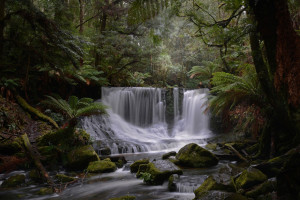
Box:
[0,0,299,199]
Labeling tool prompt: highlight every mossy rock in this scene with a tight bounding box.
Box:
[193,176,235,200]
[245,144,259,155]
[37,127,74,146]
[168,175,177,192]
[162,151,177,160]
[66,145,99,170]
[176,143,219,168]
[0,138,23,155]
[194,191,248,200]
[130,159,149,173]
[38,146,59,164]
[29,169,43,183]
[205,143,218,151]
[137,160,183,185]
[235,168,267,190]
[1,174,25,188]
[109,196,136,200]
[245,178,276,198]
[36,187,53,195]
[87,160,117,173]
[55,174,76,183]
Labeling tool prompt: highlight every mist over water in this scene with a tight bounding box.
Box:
[81,87,212,154]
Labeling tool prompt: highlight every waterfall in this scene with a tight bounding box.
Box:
[81,87,211,154]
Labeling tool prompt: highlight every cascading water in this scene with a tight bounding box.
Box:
[81,87,212,154]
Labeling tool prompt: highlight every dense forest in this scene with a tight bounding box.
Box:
[0,0,300,200]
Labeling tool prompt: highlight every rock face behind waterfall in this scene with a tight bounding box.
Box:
[176,143,218,168]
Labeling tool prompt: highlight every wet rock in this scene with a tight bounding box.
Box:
[176,143,219,168]
[87,160,117,173]
[66,145,99,170]
[101,155,127,168]
[162,151,177,160]
[108,196,136,200]
[36,187,53,195]
[253,156,285,177]
[277,149,300,200]
[193,175,235,200]
[1,174,25,188]
[194,191,247,200]
[235,167,267,190]
[0,139,22,155]
[130,159,149,173]
[55,174,76,183]
[99,147,111,155]
[205,143,217,151]
[245,178,276,198]
[168,175,177,192]
[137,160,183,185]
[29,169,43,183]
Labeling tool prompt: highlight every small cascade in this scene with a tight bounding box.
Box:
[81,87,211,155]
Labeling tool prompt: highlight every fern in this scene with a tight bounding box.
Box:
[43,95,107,127]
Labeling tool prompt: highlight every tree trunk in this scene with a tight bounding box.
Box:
[248,0,300,156]
[79,0,84,66]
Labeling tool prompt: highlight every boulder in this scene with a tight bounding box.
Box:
[168,175,177,192]
[245,178,276,198]
[109,196,136,200]
[193,175,235,200]
[66,145,99,170]
[99,147,111,155]
[1,174,25,188]
[176,143,219,168]
[194,191,248,200]
[205,143,217,151]
[235,167,267,190]
[100,155,127,168]
[55,174,76,183]
[130,159,149,173]
[137,160,183,185]
[29,169,43,183]
[162,151,177,160]
[36,187,53,195]
[87,160,117,173]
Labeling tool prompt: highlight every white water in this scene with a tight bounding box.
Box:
[81,87,211,154]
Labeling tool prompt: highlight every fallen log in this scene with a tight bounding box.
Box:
[21,134,58,192]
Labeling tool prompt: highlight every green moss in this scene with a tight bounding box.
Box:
[16,95,58,128]
[66,145,99,170]
[224,193,248,200]
[235,168,267,189]
[37,127,74,146]
[130,159,149,173]
[193,176,235,200]
[176,143,219,168]
[87,160,117,173]
[1,174,25,188]
[168,175,176,191]
[0,138,23,155]
[162,151,177,160]
[136,162,183,185]
[36,187,53,195]
[205,143,217,151]
[245,143,259,155]
[109,196,136,200]
[55,174,76,183]
[245,179,276,198]
[29,169,43,183]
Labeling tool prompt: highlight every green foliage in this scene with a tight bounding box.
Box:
[43,95,107,126]
[139,172,154,183]
[209,65,263,116]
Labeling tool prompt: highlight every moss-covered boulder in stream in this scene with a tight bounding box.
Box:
[1,174,25,188]
[176,143,218,168]
[87,160,117,173]
[235,167,267,190]
[193,175,235,200]
[66,145,99,170]
[55,174,76,183]
[130,159,149,173]
[137,160,183,185]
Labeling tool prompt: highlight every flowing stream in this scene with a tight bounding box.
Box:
[1,87,233,200]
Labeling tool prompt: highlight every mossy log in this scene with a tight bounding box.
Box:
[16,95,58,128]
[21,134,57,192]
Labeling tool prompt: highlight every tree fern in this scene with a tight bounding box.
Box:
[43,95,107,127]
